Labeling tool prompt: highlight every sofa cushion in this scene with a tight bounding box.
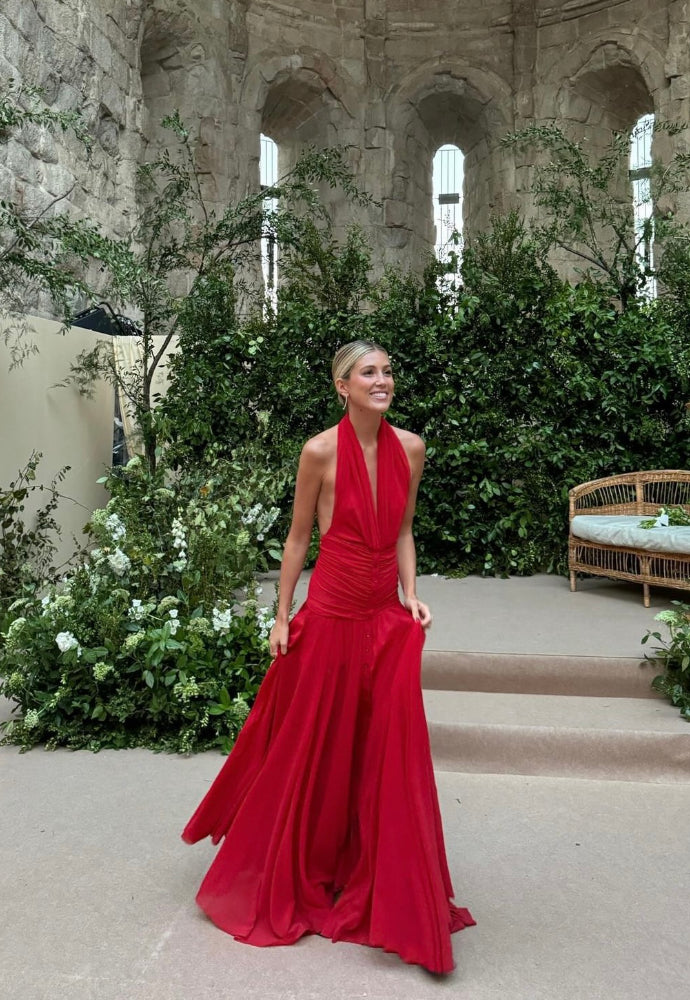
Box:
[571,515,690,555]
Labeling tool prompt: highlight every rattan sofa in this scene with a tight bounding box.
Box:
[569,471,690,607]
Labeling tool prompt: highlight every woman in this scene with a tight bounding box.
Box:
[182,340,475,973]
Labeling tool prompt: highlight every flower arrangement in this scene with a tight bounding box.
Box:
[0,456,284,753]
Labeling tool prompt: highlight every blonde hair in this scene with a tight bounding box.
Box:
[332,339,388,407]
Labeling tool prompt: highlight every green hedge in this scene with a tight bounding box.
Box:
[157,218,690,577]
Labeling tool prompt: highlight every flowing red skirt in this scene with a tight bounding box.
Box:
[182,599,475,973]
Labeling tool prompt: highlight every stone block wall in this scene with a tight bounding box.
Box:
[0,0,685,291]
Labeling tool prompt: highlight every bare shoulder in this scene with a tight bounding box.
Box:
[391,425,425,473]
[300,426,338,466]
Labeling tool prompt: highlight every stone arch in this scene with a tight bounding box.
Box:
[384,60,514,257]
[538,33,666,282]
[543,31,666,130]
[242,50,363,232]
[242,50,360,130]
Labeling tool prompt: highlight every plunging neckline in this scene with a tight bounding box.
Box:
[346,414,382,521]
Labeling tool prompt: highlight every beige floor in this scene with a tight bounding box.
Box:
[1,573,689,999]
[0,751,688,1000]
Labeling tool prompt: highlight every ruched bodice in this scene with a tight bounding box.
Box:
[307,415,410,619]
[182,413,475,973]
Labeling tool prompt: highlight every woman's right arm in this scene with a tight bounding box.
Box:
[269,439,325,657]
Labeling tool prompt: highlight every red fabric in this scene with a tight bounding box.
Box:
[182,414,475,973]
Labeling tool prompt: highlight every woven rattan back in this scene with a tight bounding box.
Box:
[569,471,690,519]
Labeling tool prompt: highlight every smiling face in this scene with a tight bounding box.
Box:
[336,349,394,413]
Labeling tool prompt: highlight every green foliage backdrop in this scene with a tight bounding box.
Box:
[158,213,690,577]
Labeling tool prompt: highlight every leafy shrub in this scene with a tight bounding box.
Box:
[0,454,285,752]
[642,602,690,720]
[156,213,690,578]
[0,453,68,627]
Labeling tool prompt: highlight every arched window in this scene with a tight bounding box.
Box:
[432,144,464,264]
[629,113,655,297]
[260,133,278,305]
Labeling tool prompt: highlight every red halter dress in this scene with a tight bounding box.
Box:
[182,414,474,973]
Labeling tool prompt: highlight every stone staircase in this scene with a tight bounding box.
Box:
[422,649,690,783]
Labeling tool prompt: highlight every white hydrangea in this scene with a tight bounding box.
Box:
[654,610,685,626]
[107,547,131,577]
[187,616,213,637]
[123,631,147,653]
[212,606,233,634]
[93,661,114,682]
[168,608,180,635]
[128,599,146,622]
[105,513,126,542]
[23,709,40,731]
[55,630,79,653]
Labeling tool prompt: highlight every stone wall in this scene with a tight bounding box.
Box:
[0,0,684,286]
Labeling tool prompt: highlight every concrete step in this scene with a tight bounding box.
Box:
[422,649,661,699]
[424,689,690,783]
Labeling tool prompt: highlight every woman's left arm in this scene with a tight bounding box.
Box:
[397,434,432,628]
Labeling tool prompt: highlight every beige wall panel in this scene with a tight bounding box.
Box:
[0,316,114,567]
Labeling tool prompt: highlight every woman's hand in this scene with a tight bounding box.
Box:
[403,596,432,629]
[269,620,290,658]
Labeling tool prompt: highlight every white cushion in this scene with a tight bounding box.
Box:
[571,515,690,555]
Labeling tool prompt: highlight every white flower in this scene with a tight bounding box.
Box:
[4,617,29,652]
[169,618,180,636]
[655,610,684,625]
[233,695,250,721]
[256,606,275,640]
[55,631,79,653]
[105,513,126,541]
[128,599,146,622]
[212,606,233,634]
[107,548,131,577]
[23,709,40,731]
[93,661,114,682]
[171,516,187,557]
[123,631,146,653]
[168,608,179,619]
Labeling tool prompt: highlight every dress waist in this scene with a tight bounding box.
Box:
[306,533,399,620]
